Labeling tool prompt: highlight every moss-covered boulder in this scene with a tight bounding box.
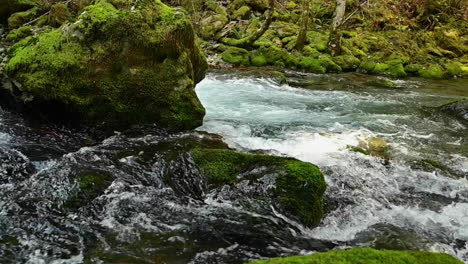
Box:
[199,1,228,40]
[419,64,447,79]
[7,7,38,29]
[246,248,463,264]
[5,25,33,41]
[333,55,361,72]
[359,137,390,159]
[3,0,207,132]
[0,0,38,25]
[191,148,326,227]
[221,46,251,66]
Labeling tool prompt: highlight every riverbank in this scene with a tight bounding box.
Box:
[1,0,467,81]
[193,0,468,79]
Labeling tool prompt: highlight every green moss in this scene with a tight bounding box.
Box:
[251,55,267,67]
[271,71,287,84]
[444,62,464,77]
[303,46,320,58]
[333,55,361,71]
[300,57,326,73]
[233,5,251,19]
[244,0,269,11]
[318,55,342,73]
[5,25,32,41]
[419,64,447,79]
[5,0,207,131]
[275,22,298,38]
[48,2,73,27]
[372,63,389,74]
[307,31,328,51]
[65,170,113,209]
[275,161,325,226]
[257,45,299,68]
[285,1,297,9]
[360,59,376,73]
[405,64,423,74]
[221,47,250,66]
[0,236,20,245]
[246,248,464,264]
[347,145,370,155]
[359,137,390,159]
[7,7,38,28]
[200,13,228,40]
[384,60,407,78]
[191,148,326,227]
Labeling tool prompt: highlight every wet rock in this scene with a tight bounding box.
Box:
[65,170,113,210]
[0,146,35,184]
[356,137,391,159]
[440,100,468,121]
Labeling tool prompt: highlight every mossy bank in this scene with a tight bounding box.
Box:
[246,248,464,264]
[2,0,207,131]
[173,0,468,79]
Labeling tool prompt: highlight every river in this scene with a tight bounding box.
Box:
[0,71,467,263]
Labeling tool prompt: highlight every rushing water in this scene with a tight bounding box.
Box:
[196,72,468,262]
[0,71,467,263]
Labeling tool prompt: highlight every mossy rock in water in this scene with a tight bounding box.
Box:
[191,148,326,227]
[245,248,464,264]
[359,137,390,159]
[65,170,113,209]
[4,0,207,132]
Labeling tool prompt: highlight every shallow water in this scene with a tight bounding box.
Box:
[0,71,467,263]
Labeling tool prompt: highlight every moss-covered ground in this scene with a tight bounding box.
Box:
[246,248,464,264]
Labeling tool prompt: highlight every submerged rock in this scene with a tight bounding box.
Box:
[440,100,468,121]
[0,146,35,184]
[358,137,391,159]
[246,248,464,264]
[2,0,207,132]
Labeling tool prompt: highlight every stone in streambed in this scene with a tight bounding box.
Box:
[191,148,326,227]
[440,100,468,121]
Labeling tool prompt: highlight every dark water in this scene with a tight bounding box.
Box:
[0,71,467,263]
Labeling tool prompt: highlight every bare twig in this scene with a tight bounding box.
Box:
[23,0,73,27]
[339,0,369,27]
